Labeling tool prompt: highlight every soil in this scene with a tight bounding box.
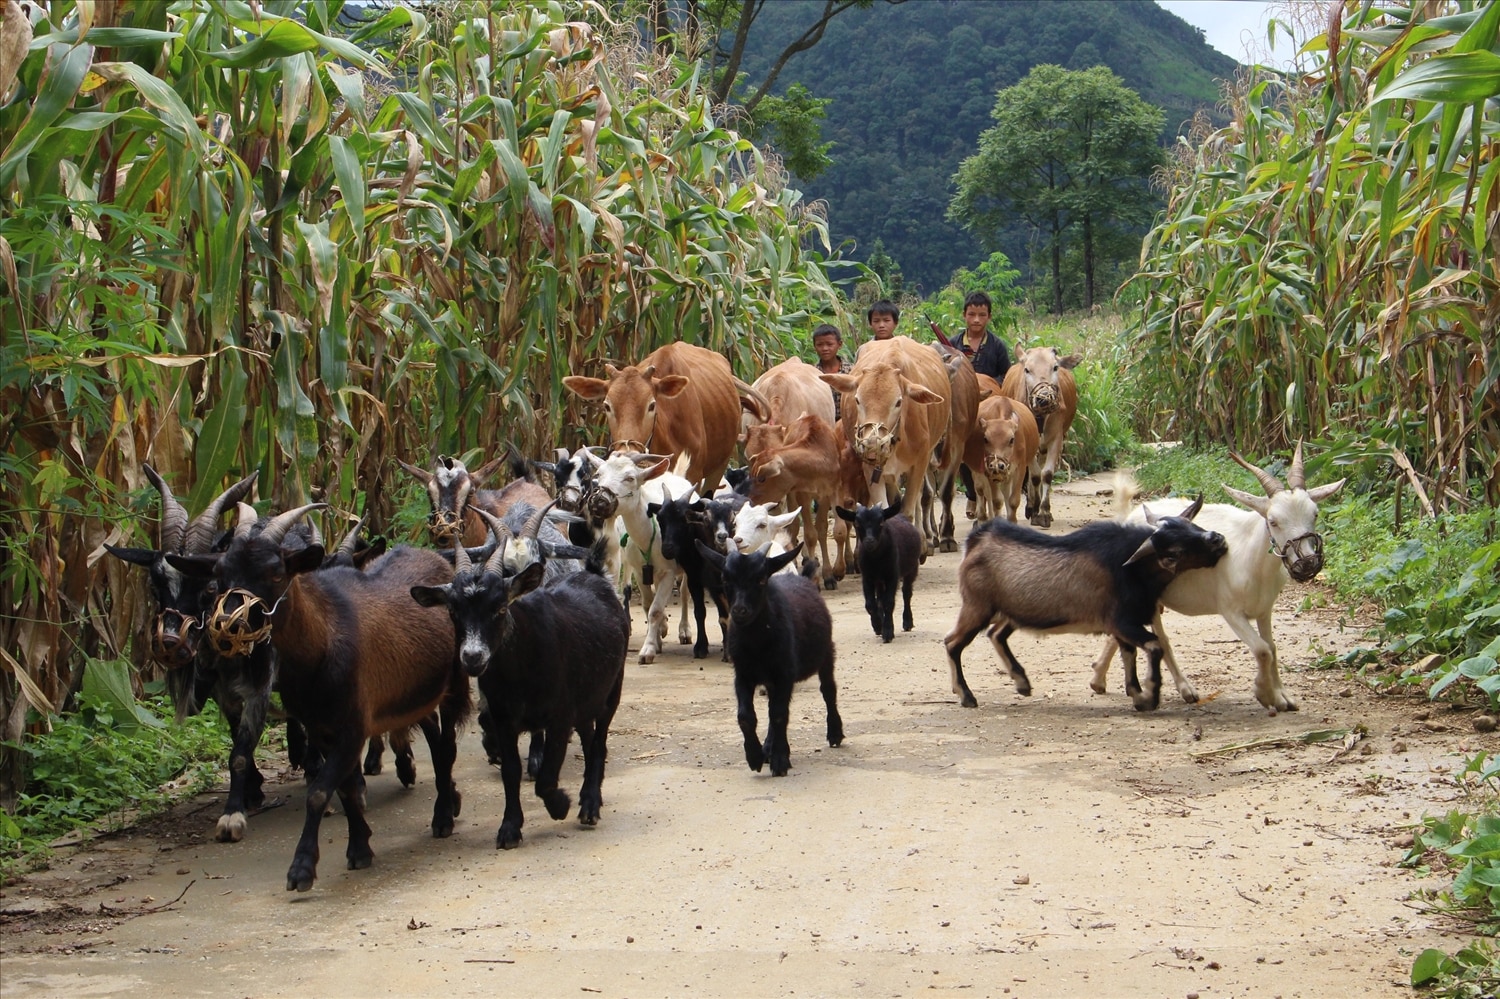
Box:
[1,472,1490,998]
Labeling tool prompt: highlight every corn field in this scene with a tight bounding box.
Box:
[0,0,841,807]
[1127,0,1499,510]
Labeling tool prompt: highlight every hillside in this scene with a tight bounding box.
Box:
[738,0,1241,294]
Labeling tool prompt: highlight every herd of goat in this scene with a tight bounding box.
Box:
[105,336,1344,893]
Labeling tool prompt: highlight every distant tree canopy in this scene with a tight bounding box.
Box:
[735,0,1237,294]
[950,65,1165,314]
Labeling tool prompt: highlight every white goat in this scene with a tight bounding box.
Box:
[1091,444,1345,714]
[731,502,802,574]
[584,451,696,664]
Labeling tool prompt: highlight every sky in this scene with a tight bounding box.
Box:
[1155,0,1290,64]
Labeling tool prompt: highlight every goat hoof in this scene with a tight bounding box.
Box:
[744,750,765,772]
[823,577,837,591]
[285,869,315,893]
[347,848,374,870]
[678,634,691,645]
[939,539,958,553]
[215,812,247,843]
[432,819,454,839]
[496,825,523,850]
[452,787,462,818]
[638,650,657,665]
[769,756,791,777]
[362,752,383,776]
[542,789,571,821]
[827,724,845,748]
[882,631,894,643]
[960,694,978,709]
[693,644,708,660]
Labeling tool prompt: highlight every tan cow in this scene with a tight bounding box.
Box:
[746,413,841,589]
[932,345,980,552]
[1000,346,1080,529]
[822,336,951,547]
[751,357,837,428]
[830,421,868,578]
[563,342,765,494]
[962,395,1040,523]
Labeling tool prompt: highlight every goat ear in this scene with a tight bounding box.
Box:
[528,460,556,478]
[285,544,326,575]
[835,507,855,523]
[409,583,451,608]
[508,561,546,599]
[646,502,661,519]
[695,540,726,570]
[563,375,610,400]
[1123,536,1157,566]
[1305,478,1346,503]
[472,455,507,484]
[398,459,433,485]
[766,544,802,576]
[105,544,159,567]
[1222,484,1271,517]
[352,538,388,569]
[164,552,219,577]
[640,457,671,480]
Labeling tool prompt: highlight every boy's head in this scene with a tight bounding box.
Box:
[867,300,899,340]
[962,291,992,336]
[812,324,842,364]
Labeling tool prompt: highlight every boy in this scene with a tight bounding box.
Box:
[951,291,1011,383]
[812,324,850,377]
[867,300,899,341]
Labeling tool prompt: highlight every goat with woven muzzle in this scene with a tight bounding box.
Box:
[170,504,468,893]
[400,452,551,549]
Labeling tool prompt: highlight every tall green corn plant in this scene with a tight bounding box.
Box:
[1126,1,1498,509]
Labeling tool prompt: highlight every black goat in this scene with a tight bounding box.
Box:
[694,542,844,776]
[171,504,468,892]
[106,466,285,843]
[944,497,1228,711]
[649,486,732,661]
[836,503,921,643]
[411,521,629,849]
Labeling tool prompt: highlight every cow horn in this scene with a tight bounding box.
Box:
[1228,451,1283,497]
[185,470,260,554]
[641,364,656,379]
[235,502,259,539]
[142,464,189,554]
[1287,440,1306,490]
[261,503,328,546]
[473,508,513,576]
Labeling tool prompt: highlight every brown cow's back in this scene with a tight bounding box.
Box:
[752,357,837,428]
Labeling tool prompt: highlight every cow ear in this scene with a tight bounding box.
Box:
[653,374,689,398]
[410,583,451,608]
[904,382,945,405]
[563,376,609,400]
[977,387,994,401]
[1012,346,1028,363]
[820,373,858,393]
[1059,354,1081,369]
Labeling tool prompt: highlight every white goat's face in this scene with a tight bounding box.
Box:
[1261,491,1326,582]
[588,453,668,520]
[731,503,798,554]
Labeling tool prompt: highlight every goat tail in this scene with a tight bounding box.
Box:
[1112,470,1142,521]
[800,557,820,580]
[584,537,611,577]
[506,447,533,483]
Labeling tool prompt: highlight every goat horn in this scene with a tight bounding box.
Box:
[555,447,570,462]
[1228,451,1283,497]
[335,516,365,558]
[235,502,259,539]
[142,464,189,554]
[307,518,324,548]
[451,530,473,575]
[472,508,514,576]
[1287,440,1306,490]
[1180,493,1205,521]
[261,503,328,546]
[185,470,260,554]
[398,459,432,485]
[521,500,559,542]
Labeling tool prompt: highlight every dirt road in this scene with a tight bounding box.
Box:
[1,474,1481,997]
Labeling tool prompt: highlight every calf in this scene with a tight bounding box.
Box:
[962,395,1040,523]
[1000,346,1080,529]
[836,504,921,643]
[411,525,629,849]
[944,497,1227,711]
[695,543,844,776]
[747,413,841,589]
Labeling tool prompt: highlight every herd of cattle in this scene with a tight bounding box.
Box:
[105,336,1345,893]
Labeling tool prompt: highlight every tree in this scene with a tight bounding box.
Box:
[948,64,1164,313]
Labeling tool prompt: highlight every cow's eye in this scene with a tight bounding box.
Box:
[647,401,656,413]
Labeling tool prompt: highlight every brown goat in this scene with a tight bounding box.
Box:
[400,453,551,548]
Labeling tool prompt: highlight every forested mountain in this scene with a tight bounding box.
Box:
[737,0,1241,294]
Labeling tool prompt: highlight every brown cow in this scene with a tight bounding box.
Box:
[1000,346,1080,529]
[751,357,837,428]
[962,395,1040,523]
[563,342,764,494]
[822,337,950,549]
[932,345,980,552]
[746,413,840,590]
[830,421,869,579]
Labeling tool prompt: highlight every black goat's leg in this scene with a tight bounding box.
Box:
[286,715,309,771]
[417,715,458,838]
[880,582,896,643]
[286,737,359,891]
[734,672,765,772]
[711,586,731,663]
[533,725,574,821]
[337,768,374,872]
[818,653,844,748]
[579,670,621,825]
[764,678,794,777]
[574,719,602,826]
[862,573,881,636]
[525,730,544,781]
[495,727,526,849]
[217,653,272,843]
[901,574,915,632]
[688,572,710,659]
[1121,644,1144,707]
[1117,623,1164,711]
[988,624,1032,696]
[391,728,417,787]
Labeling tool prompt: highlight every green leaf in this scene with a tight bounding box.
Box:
[207,18,321,68]
[1411,948,1453,986]
[189,358,249,512]
[0,42,95,189]
[1373,50,1500,104]
[327,136,365,253]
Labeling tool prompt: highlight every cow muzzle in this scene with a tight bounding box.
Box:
[1273,532,1325,583]
[983,455,1010,477]
[207,588,278,657]
[151,610,202,667]
[854,422,897,464]
[1029,386,1059,417]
